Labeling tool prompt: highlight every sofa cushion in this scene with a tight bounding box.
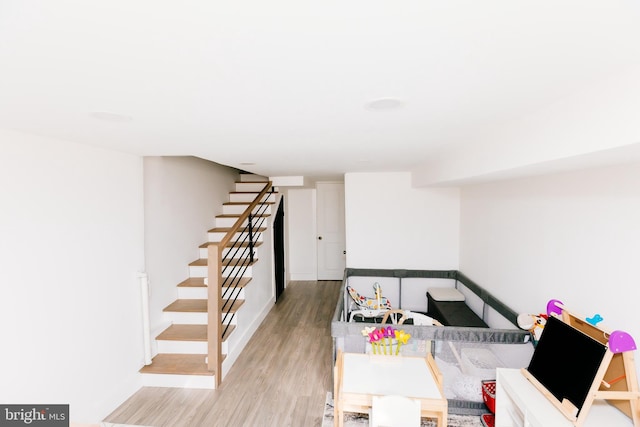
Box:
[427,287,465,302]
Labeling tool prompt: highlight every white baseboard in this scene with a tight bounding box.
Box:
[290,273,317,281]
[140,373,215,389]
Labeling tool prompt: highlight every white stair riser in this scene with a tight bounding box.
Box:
[198,246,259,258]
[156,340,228,354]
[235,182,270,192]
[165,312,207,324]
[229,193,276,203]
[223,204,272,215]
[141,373,215,390]
[215,217,245,228]
[207,231,264,243]
[189,265,253,278]
[177,287,207,299]
[165,312,236,325]
[215,216,270,228]
[221,287,244,300]
[239,174,268,183]
[221,265,254,278]
[200,246,257,259]
[177,286,245,300]
[157,340,207,354]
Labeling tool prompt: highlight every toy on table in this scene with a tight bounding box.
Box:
[361,325,411,355]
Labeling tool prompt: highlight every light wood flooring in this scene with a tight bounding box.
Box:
[104,280,342,427]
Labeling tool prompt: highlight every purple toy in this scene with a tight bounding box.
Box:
[546,299,564,317]
[609,331,637,354]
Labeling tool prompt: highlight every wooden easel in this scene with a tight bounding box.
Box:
[522,302,640,427]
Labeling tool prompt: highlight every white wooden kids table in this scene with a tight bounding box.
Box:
[334,351,448,427]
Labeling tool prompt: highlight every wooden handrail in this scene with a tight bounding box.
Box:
[219,182,272,248]
[207,181,273,387]
[207,242,223,386]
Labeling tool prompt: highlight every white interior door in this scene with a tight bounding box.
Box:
[317,182,346,280]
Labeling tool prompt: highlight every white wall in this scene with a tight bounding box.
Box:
[285,188,318,280]
[413,65,640,186]
[344,172,460,269]
[0,130,145,422]
[143,157,238,339]
[459,162,640,360]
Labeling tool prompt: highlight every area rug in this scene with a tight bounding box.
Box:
[322,392,484,427]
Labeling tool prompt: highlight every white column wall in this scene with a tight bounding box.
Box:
[0,130,145,422]
[143,157,238,339]
[344,172,460,269]
[459,162,640,368]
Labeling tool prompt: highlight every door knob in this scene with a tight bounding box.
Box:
[318,236,323,240]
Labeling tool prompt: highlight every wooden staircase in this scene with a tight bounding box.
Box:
[140,175,276,388]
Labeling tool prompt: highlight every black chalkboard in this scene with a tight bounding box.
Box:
[526,315,608,415]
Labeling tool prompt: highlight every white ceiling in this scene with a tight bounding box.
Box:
[1,1,640,185]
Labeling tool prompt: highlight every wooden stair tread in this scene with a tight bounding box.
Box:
[177,277,252,288]
[157,324,207,341]
[199,241,263,249]
[216,214,270,218]
[177,277,207,287]
[223,201,275,206]
[229,191,272,194]
[139,354,214,376]
[156,324,237,342]
[163,299,245,313]
[189,258,258,267]
[207,226,267,233]
[221,277,252,288]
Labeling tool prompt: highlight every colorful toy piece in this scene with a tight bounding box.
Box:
[609,331,637,353]
[586,313,603,326]
[517,313,548,343]
[546,299,564,317]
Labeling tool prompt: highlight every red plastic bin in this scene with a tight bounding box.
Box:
[482,380,496,413]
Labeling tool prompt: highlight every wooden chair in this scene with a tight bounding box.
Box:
[370,395,421,427]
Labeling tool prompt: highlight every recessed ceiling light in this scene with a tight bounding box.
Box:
[89,111,133,122]
[239,162,256,166]
[365,98,404,111]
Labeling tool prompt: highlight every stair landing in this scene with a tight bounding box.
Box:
[140,353,212,376]
[157,323,236,342]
